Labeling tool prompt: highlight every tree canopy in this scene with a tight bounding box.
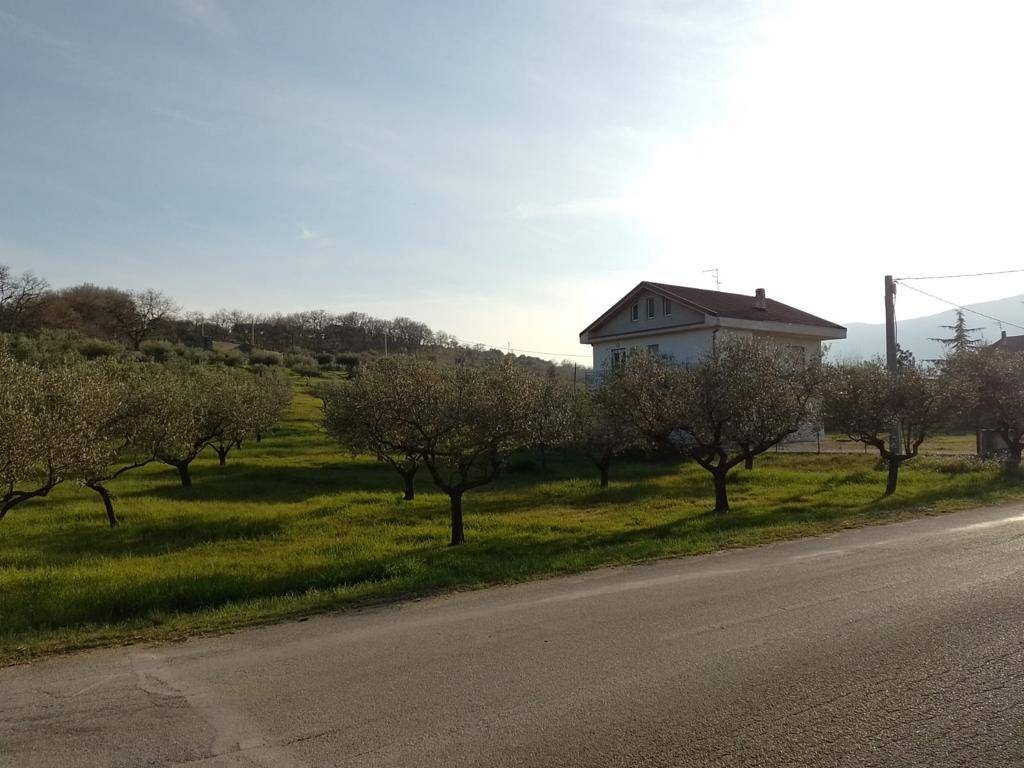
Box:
[616,337,822,512]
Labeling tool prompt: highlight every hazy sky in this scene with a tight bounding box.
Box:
[3,1,1024,360]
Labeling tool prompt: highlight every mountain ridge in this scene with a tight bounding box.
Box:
[830,294,1024,361]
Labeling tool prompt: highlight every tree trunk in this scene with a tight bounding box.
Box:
[0,484,58,518]
[215,447,230,466]
[598,460,610,489]
[177,463,192,488]
[884,458,900,496]
[449,491,465,546]
[1004,445,1023,473]
[88,483,118,527]
[402,471,415,501]
[744,454,754,470]
[538,443,547,472]
[712,470,730,513]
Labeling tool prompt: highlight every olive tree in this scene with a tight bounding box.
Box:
[416,358,539,545]
[0,357,126,520]
[823,360,942,495]
[75,362,185,525]
[182,365,289,473]
[618,338,822,512]
[568,380,645,488]
[154,365,244,486]
[0,356,51,514]
[322,356,431,500]
[530,375,576,471]
[250,367,292,443]
[942,348,1024,471]
[206,370,289,466]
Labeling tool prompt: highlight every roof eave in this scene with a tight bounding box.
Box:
[579,281,719,340]
[711,316,847,339]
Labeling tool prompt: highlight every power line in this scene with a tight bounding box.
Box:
[895,268,1024,281]
[461,339,592,360]
[505,346,591,360]
[894,280,1024,332]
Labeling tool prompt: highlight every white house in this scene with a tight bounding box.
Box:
[580,281,846,371]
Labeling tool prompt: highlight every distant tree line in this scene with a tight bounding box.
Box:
[0,263,581,381]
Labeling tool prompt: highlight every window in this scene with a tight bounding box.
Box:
[630,303,639,322]
[646,297,656,319]
[785,345,807,368]
[647,344,660,355]
[611,348,627,366]
[663,297,672,316]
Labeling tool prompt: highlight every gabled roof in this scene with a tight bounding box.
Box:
[581,281,846,337]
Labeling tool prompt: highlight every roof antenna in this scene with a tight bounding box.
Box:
[702,268,721,291]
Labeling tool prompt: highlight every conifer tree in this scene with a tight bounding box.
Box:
[930,309,982,355]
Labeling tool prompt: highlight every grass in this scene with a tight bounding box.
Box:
[2,386,1022,666]
[824,432,977,454]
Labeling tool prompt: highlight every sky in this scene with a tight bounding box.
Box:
[3,0,1024,361]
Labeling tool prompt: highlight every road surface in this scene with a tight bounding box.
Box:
[4,504,1024,767]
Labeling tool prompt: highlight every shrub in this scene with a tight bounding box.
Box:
[2,329,84,365]
[250,349,284,366]
[212,348,245,367]
[182,347,212,365]
[285,353,320,377]
[78,338,121,360]
[140,339,177,363]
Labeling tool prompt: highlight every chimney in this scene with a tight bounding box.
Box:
[755,288,766,310]
[1002,330,1008,339]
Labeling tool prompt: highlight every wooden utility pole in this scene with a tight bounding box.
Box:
[884,275,903,454]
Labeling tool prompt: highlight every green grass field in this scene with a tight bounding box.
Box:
[826,432,977,454]
[2,385,1022,666]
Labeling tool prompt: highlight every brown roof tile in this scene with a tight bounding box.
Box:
[989,334,1024,352]
[649,282,845,329]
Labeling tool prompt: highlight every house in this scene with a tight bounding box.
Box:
[579,282,847,371]
[989,330,1024,352]
[979,331,1024,457]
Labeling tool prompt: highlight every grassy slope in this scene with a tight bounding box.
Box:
[2,386,1022,665]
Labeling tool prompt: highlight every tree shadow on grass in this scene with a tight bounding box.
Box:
[118,461,396,504]
[0,514,290,567]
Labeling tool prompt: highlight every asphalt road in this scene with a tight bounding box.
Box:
[5,504,1024,767]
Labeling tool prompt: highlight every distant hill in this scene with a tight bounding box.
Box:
[830,294,1024,362]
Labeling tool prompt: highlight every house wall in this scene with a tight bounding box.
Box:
[589,290,704,339]
[750,331,824,364]
[589,328,826,440]
[591,327,825,371]
[591,327,717,373]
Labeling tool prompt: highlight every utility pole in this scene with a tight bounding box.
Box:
[884,275,903,455]
[384,328,389,357]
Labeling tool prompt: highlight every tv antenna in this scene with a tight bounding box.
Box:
[702,268,721,291]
